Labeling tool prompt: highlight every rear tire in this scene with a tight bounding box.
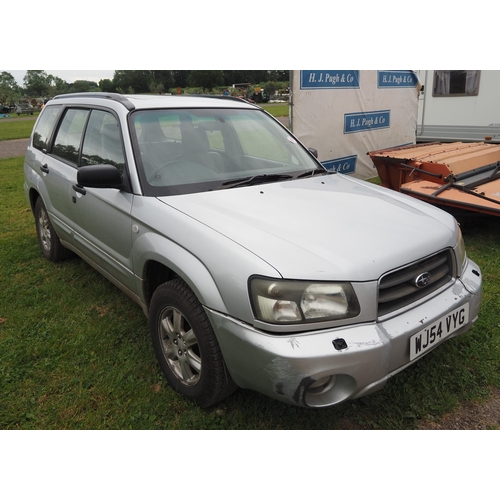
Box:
[34,197,72,262]
[149,279,237,408]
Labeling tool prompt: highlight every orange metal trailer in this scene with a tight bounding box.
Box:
[369,142,500,216]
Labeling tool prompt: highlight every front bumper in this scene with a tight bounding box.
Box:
[206,259,482,408]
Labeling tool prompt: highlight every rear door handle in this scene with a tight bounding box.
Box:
[40,164,49,174]
[72,184,86,195]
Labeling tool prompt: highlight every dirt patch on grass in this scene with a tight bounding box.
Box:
[418,388,500,430]
[0,138,30,159]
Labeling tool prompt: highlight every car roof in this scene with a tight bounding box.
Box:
[50,92,259,111]
[127,94,257,110]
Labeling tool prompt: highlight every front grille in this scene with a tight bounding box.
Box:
[378,250,454,317]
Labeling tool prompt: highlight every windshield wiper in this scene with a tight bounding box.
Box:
[296,168,333,178]
[214,174,293,190]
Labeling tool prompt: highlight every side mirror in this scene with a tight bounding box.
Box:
[308,148,318,159]
[77,164,123,189]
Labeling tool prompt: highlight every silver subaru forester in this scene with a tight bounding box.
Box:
[23,93,482,408]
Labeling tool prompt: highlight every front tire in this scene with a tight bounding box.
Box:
[34,197,72,262]
[149,279,236,408]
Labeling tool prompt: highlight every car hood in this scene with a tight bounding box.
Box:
[158,175,457,281]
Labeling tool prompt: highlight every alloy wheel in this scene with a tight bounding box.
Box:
[159,306,201,386]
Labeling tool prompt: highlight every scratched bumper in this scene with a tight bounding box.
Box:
[206,259,482,408]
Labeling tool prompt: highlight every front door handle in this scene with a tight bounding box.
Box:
[72,184,86,195]
[40,164,49,174]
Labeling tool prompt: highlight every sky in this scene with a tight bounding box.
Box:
[2,3,495,85]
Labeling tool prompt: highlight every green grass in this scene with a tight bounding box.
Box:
[260,103,288,117]
[2,155,500,429]
[0,117,37,141]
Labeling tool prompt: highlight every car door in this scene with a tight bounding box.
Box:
[38,106,88,244]
[70,109,136,294]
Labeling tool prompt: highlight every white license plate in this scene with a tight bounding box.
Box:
[410,303,469,361]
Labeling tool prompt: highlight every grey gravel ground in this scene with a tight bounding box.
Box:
[0,138,30,159]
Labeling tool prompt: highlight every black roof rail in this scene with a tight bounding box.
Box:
[52,92,135,111]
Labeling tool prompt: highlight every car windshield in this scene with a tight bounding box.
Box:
[130,107,322,196]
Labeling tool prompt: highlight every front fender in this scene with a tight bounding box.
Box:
[133,230,228,314]
[131,196,281,323]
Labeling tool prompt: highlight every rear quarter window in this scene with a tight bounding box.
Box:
[32,105,62,152]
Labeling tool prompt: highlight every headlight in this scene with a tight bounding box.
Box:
[456,223,467,271]
[250,278,360,324]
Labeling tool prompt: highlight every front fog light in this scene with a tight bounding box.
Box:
[307,375,335,395]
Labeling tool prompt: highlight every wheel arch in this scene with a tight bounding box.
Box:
[142,260,179,308]
[27,187,41,214]
[139,245,228,316]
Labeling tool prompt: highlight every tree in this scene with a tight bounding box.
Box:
[0,72,19,93]
[148,71,174,92]
[172,70,190,88]
[0,71,20,104]
[222,70,272,86]
[269,70,289,82]
[50,76,69,97]
[70,80,99,93]
[24,70,51,97]
[112,70,174,94]
[99,79,115,93]
[263,82,276,97]
[187,70,224,92]
[150,82,165,94]
[113,70,154,93]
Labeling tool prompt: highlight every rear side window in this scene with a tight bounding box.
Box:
[52,108,90,164]
[32,105,61,151]
[81,110,125,172]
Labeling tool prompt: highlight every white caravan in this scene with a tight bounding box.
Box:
[417,70,500,143]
